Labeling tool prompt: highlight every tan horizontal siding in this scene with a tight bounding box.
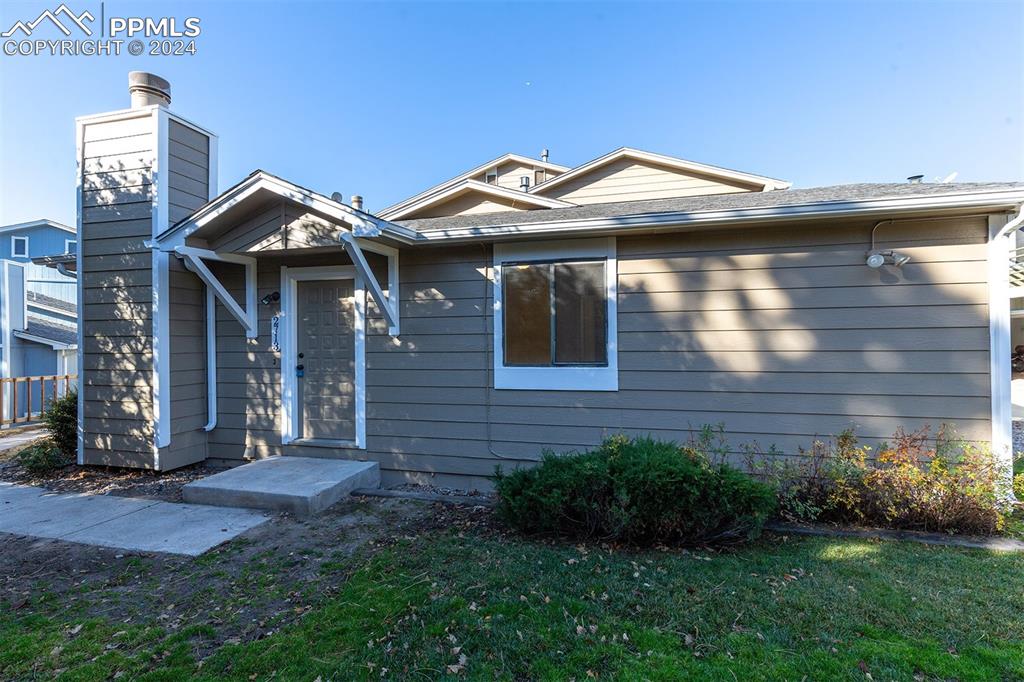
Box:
[538,158,757,205]
[196,216,994,486]
[80,113,158,468]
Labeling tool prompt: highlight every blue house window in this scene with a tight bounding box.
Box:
[65,240,77,255]
[11,236,28,258]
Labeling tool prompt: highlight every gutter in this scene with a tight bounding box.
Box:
[408,189,1024,243]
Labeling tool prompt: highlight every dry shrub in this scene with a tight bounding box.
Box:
[748,426,1007,535]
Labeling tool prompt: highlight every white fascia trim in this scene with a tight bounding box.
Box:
[415,190,1024,242]
[203,286,217,431]
[12,330,74,350]
[492,237,618,391]
[155,173,418,248]
[152,108,170,459]
[378,153,573,218]
[174,246,258,338]
[279,264,365,448]
[74,117,84,464]
[339,233,399,335]
[530,147,791,195]
[989,213,1015,499]
[382,179,576,221]
[0,219,76,235]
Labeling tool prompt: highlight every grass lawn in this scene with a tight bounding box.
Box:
[2,512,1024,680]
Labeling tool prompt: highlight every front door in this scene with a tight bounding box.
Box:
[296,279,356,441]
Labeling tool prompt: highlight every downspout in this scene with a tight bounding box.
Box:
[203,285,217,431]
[56,264,77,279]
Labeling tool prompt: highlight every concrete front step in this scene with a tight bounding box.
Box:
[182,457,380,516]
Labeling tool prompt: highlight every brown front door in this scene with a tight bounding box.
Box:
[296,279,356,441]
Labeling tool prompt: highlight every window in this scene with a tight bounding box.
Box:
[503,261,607,366]
[534,169,546,186]
[485,169,498,185]
[494,238,617,391]
[64,240,77,255]
[10,236,28,258]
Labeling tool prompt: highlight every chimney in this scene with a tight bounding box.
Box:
[907,174,924,184]
[128,71,171,108]
[541,148,549,163]
[77,73,216,469]
[520,176,530,191]
[351,195,363,211]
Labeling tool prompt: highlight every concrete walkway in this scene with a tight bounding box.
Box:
[0,482,269,556]
[0,427,45,453]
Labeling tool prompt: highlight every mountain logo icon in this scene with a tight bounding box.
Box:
[2,4,95,38]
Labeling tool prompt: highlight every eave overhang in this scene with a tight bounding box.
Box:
[408,188,1024,244]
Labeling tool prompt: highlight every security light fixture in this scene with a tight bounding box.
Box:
[865,250,911,268]
[260,291,280,305]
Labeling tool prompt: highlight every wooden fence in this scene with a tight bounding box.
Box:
[0,374,76,426]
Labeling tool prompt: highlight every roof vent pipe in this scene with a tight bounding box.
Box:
[351,195,363,211]
[520,176,530,191]
[128,71,171,108]
[541,148,549,163]
[907,174,924,184]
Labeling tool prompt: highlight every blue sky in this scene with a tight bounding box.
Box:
[1,1,1021,226]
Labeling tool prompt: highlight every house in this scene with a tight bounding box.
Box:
[76,72,1024,489]
[0,220,78,418]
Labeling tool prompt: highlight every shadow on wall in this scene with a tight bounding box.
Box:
[81,158,159,457]
[360,214,993,471]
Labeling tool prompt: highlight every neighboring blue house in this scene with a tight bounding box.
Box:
[0,219,78,419]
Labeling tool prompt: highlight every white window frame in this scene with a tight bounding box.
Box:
[64,239,77,254]
[279,264,366,449]
[11,236,28,258]
[493,237,618,391]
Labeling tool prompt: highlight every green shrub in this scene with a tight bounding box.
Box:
[44,388,77,457]
[748,426,1007,535]
[16,440,70,475]
[1015,473,1024,501]
[494,435,776,545]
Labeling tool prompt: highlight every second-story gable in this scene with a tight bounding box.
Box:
[380,147,790,221]
[0,219,76,262]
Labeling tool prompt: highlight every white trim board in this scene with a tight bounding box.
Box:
[529,147,791,196]
[0,219,75,235]
[154,171,418,248]
[989,213,1015,498]
[378,152,571,219]
[492,237,618,391]
[381,178,576,221]
[279,264,366,449]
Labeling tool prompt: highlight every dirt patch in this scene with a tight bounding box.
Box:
[0,460,219,502]
[0,496,488,659]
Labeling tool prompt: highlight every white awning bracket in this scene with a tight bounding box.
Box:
[174,245,258,339]
[338,232,399,336]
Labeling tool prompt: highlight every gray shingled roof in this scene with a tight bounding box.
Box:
[396,182,1024,231]
[20,316,77,347]
[26,291,76,315]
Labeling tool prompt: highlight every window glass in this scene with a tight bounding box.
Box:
[11,237,27,257]
[502,260,607,367]
[503,264,551,366]
[554,262,607,364]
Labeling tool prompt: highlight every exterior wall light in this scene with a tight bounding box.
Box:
[865,251,911,268]
[260,291,280,305]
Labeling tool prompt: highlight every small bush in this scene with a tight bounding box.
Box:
[44,388,77,457]
[494,435,776,545]
[748,426,1007,535]
[17,440,70,475]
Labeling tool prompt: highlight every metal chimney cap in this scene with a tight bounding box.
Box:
[907,174,924,184]
[128,71,171,108]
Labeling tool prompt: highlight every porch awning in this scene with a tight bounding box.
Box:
[152,170,407,337]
